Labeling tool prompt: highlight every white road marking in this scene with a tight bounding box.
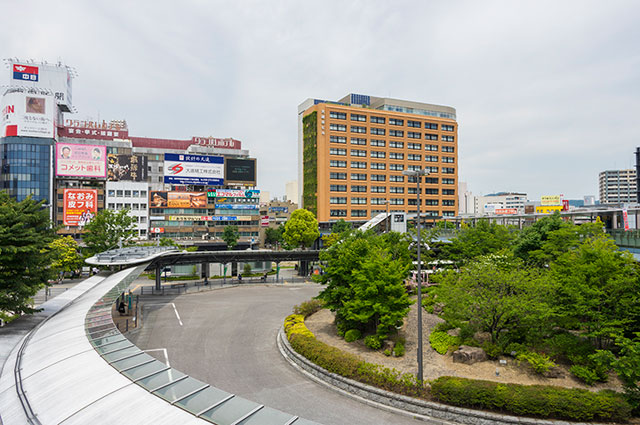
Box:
[144,348,171,367]
[171,303,183,326]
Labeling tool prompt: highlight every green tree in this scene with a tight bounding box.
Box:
[83,209,137,255]
[0,193,57,316]
[434,254,554,345]
[440,219,515,265]
[222,225,239,250]
[264,225,284,247]
[283,209,320,249]
[550,236,640,349]
[159,237,177,247]
[331,219,351,234]
[50,236,84,279]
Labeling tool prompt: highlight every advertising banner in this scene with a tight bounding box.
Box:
[225,158,256,185]
[208,189,260,198]
[191,136,242,150]
[150,191,207,208]
[150,227,165,234]
[108,154,148,181]
[495,208,518,215]
[215,204,259,210]
[261,216,270,227]
[61,119,129,140]
[623,209,630,231]
[166,215,252,221]
[1,91,55,138]
[63,189,98,226]
[56,143,107,178]
[269,206,288,213]
[562,199,570,211]
[164,153,224,185]
[541,195,562,206]
[9,61,73,112]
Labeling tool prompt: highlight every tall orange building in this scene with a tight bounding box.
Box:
[297,94,458,223]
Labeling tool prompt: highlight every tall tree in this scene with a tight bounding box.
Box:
[331,219,352,234]
[283,209,320,249]
[50,236,84,279]
[83,208,137,255]
[0,192,57,316]
[264,225,284,247]
[440,219,515,265]
[222,225,239,250]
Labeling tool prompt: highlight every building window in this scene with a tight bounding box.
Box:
[425,122,438,130]
[370,116,385,124]
[141,190,147,198]
[389,198,404,205]
[371,162,386,170]
[408,120,421,128]
[408,154,422,161]
[330,160,347,168]
[330,135,347,144]
[330,148,346,156]
[408,187,418,194]
[330,124,346,131]
[425,177,439,184]
[389,130,404,137]
[351,149,366,157]
[330,172,347,180]
[371,174,386,182]
[139,216,147,223]
[425,188,439,195]
[441,146,454,153]
[442,200,455,206]
[351,137,367,145]
[389,163,404,171]
[116,190,123,197]
[351,173,367,180]
[370,151,385,158]
[108,190,116,197]
[389,152,404,160]
[408,132,421,139]
[132,203,139,210]
[108,203,115,209]
[330,197,347,204]
[330,185,347,192]
[350,114,366,122]
[442,167,455,174]
[389,175,404,182]
[351,209,367,217]
[442,189,455,195]
[371,186,386,193]
[408,143,422,150]
[389,187,404,194]
[425,166,439,173]
[422,199,437,206]
[351,161,367,169]
[351,126,366,133]
[442,135,455,142]
[425,144,438,151]
[330,209,347,217]
[351,185,367,193]
[330,111,346,119]
[389,118,404,126]
[371,198,386,205]
[425,133,438,141]
[351,197,367,204]
[425,155,439,162]
[389,141,404,149]
[116,203,123,209]
[370,127,385,135]
[443,211,455,217]
[442,157,455,163]
[442,124,454,131]
[370,139,385,147]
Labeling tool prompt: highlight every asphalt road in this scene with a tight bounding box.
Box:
[129,284,434,425]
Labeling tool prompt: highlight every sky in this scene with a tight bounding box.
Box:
[1,0,639,201]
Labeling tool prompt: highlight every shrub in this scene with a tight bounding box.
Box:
[284,314,314,339]
[384,349,391,356]
[505,342,527,357]
[570,365,600,385]
[364,335,382,350]
[243,263,252,275]
[356,362,424,396]
[344,329,362,342]
[393,339,406,357]
[430,376,631,422]
[482,341,502,359]
[293,298,325,317]
[429,330,461,355]
[517,351,556,374]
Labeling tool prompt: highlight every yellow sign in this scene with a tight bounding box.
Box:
[536,205,563,214]
[541,195,561,206]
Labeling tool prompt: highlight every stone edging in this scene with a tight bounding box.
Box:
[277,328,602,425]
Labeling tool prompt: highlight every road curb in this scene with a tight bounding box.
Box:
[277,328,603,425]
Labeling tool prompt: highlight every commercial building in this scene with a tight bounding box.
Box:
[599,169,637,204]
[474,192,527,215]
[259,199,298,246]
[298,93,458,223]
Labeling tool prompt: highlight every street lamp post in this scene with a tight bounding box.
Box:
[402,168,430,382]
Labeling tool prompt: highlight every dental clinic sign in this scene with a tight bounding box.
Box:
[163,153,224,185]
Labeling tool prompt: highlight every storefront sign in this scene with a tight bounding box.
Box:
[63,189,98,226]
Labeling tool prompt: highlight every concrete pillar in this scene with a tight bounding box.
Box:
[155,264,162,291]
[202,262,209,285]
[612,213,618,229]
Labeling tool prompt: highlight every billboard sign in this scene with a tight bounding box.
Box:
[166,215,252,221]
[261,216,270,227]
[541,195,562,206]
[8,60,73,112]
[495,208,518,215]
[623,209,630,231]
[191,136,241,150]
[63,189,98,226]
[164,153,224,185]
[61,119,128,140]
[56,143,107,178]
[150,191,207,209]
[224,158,256,185]
[215,204,259,210]
[269,206,288,213]
[208,189,260,198]
[108,154,148,181]
[150,227,165,234]
[1,91,55,138]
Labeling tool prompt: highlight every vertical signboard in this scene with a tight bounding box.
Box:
[261,216,270,226]
[107,154,148,181]
[63,189,98,226]
[56,143,107,178]
[623,208,630,231]
[1,91,55,138]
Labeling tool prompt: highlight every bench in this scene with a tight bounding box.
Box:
[170,282,187,289]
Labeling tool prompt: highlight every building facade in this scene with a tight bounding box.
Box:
[474,192,527,215]
[599,169,637,204]
[298,93,458,223]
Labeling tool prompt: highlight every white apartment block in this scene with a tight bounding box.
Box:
[599,169,637,204]
[474,192,527,215]
[105,181,149,239]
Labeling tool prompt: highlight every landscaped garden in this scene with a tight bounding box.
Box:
[283,215,640,422]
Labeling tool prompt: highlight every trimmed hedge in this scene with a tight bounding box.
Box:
[293,299,324,317]
[344,329,361,342]
[284,314,314,339]
[429,330,461,355]
[431,376,631,422]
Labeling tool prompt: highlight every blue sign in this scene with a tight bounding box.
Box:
[164,153,224,186]
[215,204,259,210]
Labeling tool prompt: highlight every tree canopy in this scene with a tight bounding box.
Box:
[0,193,57,317]
[82,208,137,255]
[222,225,239,250]
[283,209,320,249]
[50,236,84,278]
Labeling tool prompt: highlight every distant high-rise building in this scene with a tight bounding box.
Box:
[598,169,636,204]
[458,181,474,215]
[285,180,298,203]
[584,195,596,206]
[298,93,458,222]
[474,192,527,215]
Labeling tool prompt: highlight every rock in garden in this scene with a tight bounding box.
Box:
[453,345,487,365]
[447,328,460,337]
[382,339,394,352]
[473,331,492,344]
[544,367,565,379]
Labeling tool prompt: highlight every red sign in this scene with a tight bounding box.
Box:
[562,200,569,211]
[60,119,129,140]
[623,209,630,231]
[495,208,518,215]
[63,189,98,226]
[191,137,241,150]
[150,227,165,234]
[261,216,270,227]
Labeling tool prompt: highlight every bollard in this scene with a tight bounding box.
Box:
[125,319,128,332]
